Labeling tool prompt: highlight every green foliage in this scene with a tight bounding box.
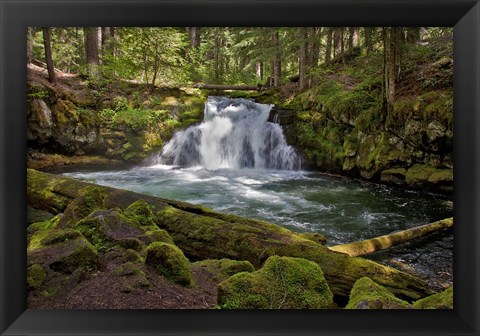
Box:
[27,90,49,100]
[99,97,171,129]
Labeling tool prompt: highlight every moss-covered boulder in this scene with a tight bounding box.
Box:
[124,200,156,226]
[145,242,192,286]
[28,228,99,274]
[123,200,175,245]
[192,258,255,283]
[218,256,335,309]
[74,208,144,252]
[413,286,453,309]
[345,277,412,309]
[27,264,48,290]
[58,186,107,228]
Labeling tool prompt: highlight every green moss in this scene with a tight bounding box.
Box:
[139,229,174,245]
[27,264,47,289]
[346,277,412,309]
[193,258,255,283]
[74,208,142,252]
[29,227,99,274]
[111,261,144,276]
[297,232,327,245]
[40,229,82,246]
[124,249,144,263]
[58,186,107,227]
[112,262,150,293]
[27,169,72,213]
[124,200,156,226]
[413,286,453,309]
[51,237,99,274]
[218,256,335,309]
[405,164,438,185]
[27,216,60,245]
[428,169,453,183]
[145,242,192,286]
[117,238,144,251]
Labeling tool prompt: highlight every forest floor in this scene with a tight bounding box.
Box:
[28,257,218,309]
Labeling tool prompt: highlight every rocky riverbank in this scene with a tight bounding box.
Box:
[27,169,452,309]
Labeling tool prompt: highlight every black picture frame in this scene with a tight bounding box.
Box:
[1,0,479,335]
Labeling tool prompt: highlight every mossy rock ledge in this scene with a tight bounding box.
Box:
[27,169,433,302]
[413,286,453,309]
[345,277,412,309]
[218,256,335,309]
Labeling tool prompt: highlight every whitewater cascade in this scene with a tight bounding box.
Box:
[157,96,301,170]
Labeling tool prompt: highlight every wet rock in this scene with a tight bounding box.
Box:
[426,121,446,143]
[380,168,407,185]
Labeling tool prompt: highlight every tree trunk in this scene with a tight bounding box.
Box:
[193,83,259,90]
[151,42,160,87]
[272,31,281,87]
[406,27,421,43]
[381,27,388,120]
[365,27,373,55]
[348,27,354,52]
[387,27,398,113]
[325,28,333,62]
[42,27,56,84]
[27,27,34,64]
[27,169,433,301]
[84,27,100,79]
[309,27,321,88]
[255,61,263,80]
[311,27,321,68]
[299,28,308,91]
[101,27,110,51]
[109,27,118,60]
[329,218,453,257]
[189,27,201,48]
[214,30,221,84]
[334,28,342,57]
[352,27,360,48]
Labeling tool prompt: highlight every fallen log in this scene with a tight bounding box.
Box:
[193,83,259,91]
[329,218,453,257]
[27,169,432,301]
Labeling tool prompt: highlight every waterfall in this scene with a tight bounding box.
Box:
[157,96,301,170]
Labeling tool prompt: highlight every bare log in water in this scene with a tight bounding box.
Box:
[193,83,260,91]
[329,218,453,257]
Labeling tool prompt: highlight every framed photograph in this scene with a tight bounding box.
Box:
[1,0,479,335]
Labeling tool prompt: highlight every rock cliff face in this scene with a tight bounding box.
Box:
[266,89,453,196]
